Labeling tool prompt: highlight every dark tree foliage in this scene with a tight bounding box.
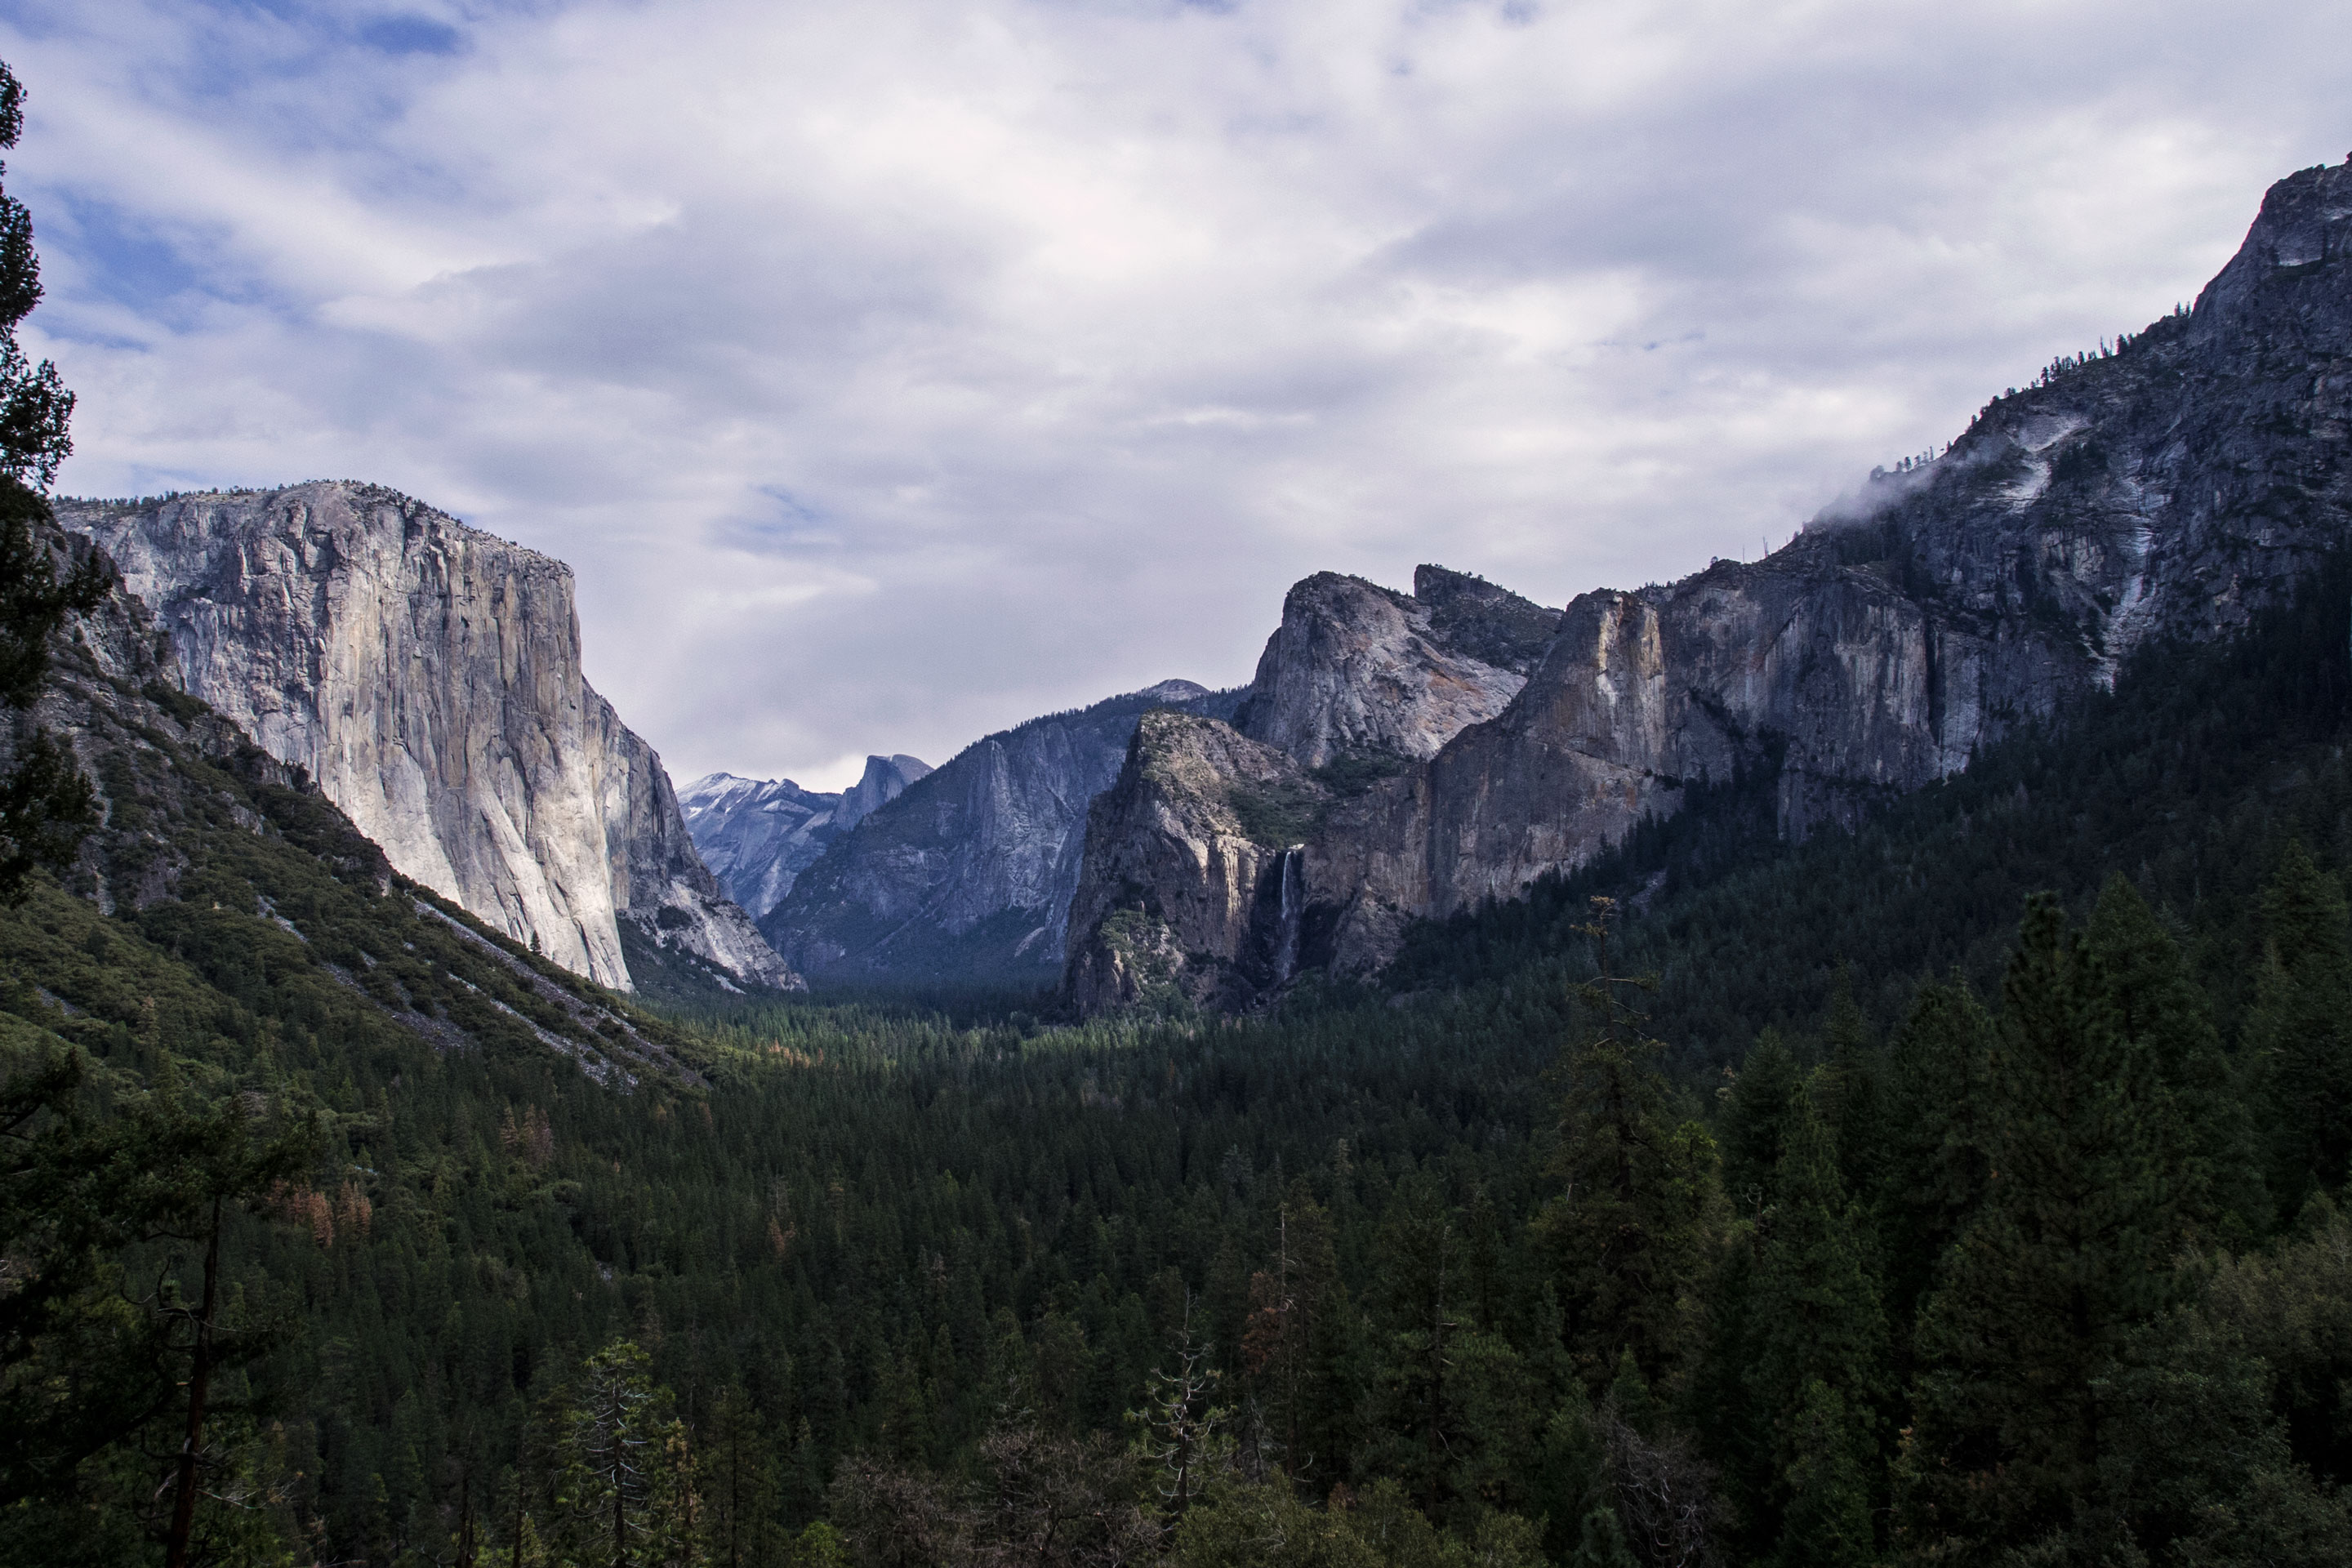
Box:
[0,58,105,907]
[1900,895,2189,1552]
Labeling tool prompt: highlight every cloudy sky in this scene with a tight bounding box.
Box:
[6,1,2347,790]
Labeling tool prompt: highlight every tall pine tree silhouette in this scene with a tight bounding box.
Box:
[0,56,104,904]
[2247,840,2352,1209]
[1902,895,2185,1554]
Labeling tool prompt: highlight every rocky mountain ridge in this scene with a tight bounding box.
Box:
[1226,566,1557,770]
[53,482,799,996]
[761,679,1238,986]
[1065,156,2352,1013]
[1062,565,1558,1012]
[679,752,929,919]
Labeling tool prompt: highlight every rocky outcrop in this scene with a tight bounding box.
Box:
[1068,156,2352,1013]
[764,679,1237,985]
[1063,711,1329,1013]
[1230,567,1555,768]
[836,754,931,833]
[1065,565,1558,1005]
[8,510,707,1084]
[679,754,929,920]
[679,773,840,917]
[52,481,799,995]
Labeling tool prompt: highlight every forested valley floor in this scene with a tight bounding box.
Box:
[15,568,2352,1567]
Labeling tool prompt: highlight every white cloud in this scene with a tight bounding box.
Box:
[8,0,2349,789]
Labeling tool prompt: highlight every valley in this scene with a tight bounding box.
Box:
[7,69,2352,1568]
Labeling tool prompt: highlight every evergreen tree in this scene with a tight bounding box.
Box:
[1536,898,1721,1390]
[699,1388,774,1568]
[548,1340,697,1568]
[2086,871,2265,1237]
[0,1045,314,1561]
[1815,965,1889,1205]
[1741,1091,1885,1568]
[1877,974,1996,1359]
[2246,840,2352,1208]
[1715,1029,1802,1218]
[1241,1187,1350,1482]
[1131,1305,1227,1521]
[1901,895,2188,1556]
[0,57,104,906]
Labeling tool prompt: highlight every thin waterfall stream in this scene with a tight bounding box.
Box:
[1272,846,1304,986]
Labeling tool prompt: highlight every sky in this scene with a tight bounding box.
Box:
[5,1,2348,791]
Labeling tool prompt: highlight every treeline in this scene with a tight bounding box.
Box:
[17,837,2352,1565]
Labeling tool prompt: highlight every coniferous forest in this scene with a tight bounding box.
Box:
[11,62,2352,1568]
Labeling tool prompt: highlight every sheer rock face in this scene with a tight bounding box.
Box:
[1230,567,1555,768]
[1063,711,1328,1014]
[835,754,932,833]
[1069,158,2352,1013]
[679,754,929,920]
[52,481,799,994]
[763,680,1236,983]
[1066,566,1556,1006]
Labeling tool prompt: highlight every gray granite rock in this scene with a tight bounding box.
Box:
[1063,710,1327,1013]
[1230,567,1555,768]
[53,481,800,994]
[679,755,927,921]
[1067,157,2352,1013]
[763,680,1237,985]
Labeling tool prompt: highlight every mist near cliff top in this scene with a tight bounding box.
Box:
[7,0,2349,791]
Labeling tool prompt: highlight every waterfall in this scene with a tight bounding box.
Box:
[1272,847,1304,986]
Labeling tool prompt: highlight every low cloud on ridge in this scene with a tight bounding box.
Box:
[9,0,2348,788]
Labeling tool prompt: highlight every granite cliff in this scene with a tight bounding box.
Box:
[679,753,929,919]
[53,481,799,996]
[1063,565,1559,1009]
[1062,711,1329,1013]
[1067,156,2352,1013]
[4,508,707,1083]
[763,680,1237,985]
[1227,567,1557,770]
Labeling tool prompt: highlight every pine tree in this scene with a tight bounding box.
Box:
[1742,1090,1886,1568]
[1,1047,314,1560]
[1130,1304,1227,1521]
[2247,840,2352,1208]
[548,1340,697,1568]
[1816,965,1890,1205]
[2086,871,2265,1236]
[1241,1187,1348,1481]
[1901,895,2187,1556]
[1877,974,1996,1358]
[1716,1029,1803,1217]
[698,1388,772,1568]
[1537,898,1722,1390]
[0,56,105,906]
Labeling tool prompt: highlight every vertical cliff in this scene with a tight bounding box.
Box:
[835,754,932,832]
[53,481,799,994]
[1229,568,1555,768]
[1067,156,2352,1014]
[764,680,1237,985]
[1066,565,1554,1004]
[1062,710,1329,1013]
